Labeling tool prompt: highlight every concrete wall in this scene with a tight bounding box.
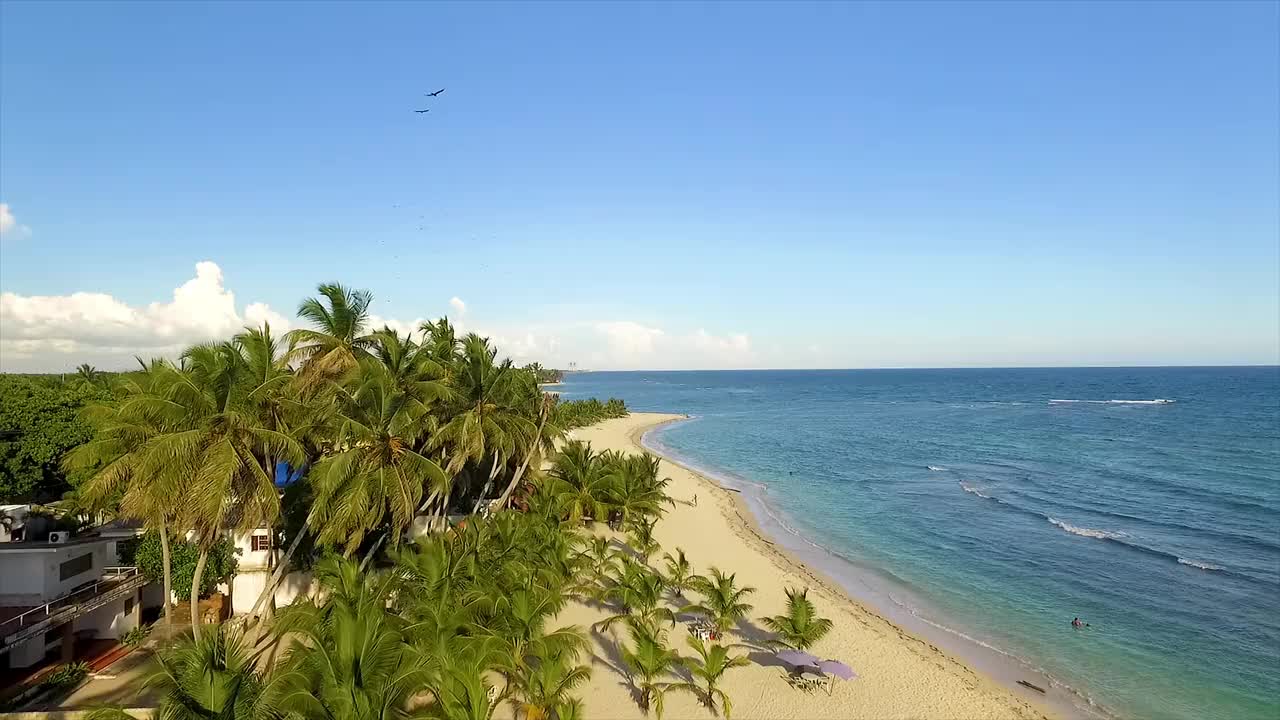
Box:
[73,592,139,640]
[229,570,315,615]
[230,531,273,572]
[0,553,47,605]
[0,540,110,606]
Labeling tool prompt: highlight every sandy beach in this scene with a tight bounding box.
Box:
[557,412,1057,720]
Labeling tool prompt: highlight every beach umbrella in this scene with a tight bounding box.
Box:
[816,659,856,680]
[776,650,820,668]
[815,659,856,695]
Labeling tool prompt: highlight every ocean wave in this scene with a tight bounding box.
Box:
[1049,399,1175,405]
[1048,517,1128,539]
[926,465,948,471]
[1177,558,1226,571]
[959,482,992,499]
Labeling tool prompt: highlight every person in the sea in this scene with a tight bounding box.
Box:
[1071,617,1090,628]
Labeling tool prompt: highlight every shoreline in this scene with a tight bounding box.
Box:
[632,414,1102,720]
[562,412,1067,719]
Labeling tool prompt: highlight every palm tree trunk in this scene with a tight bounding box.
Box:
[496,403,549,511]
[158,519,174,626]
[471,450,503,515]
[189,547,210,641]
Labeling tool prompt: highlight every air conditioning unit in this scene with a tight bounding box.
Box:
[47,531,70,544]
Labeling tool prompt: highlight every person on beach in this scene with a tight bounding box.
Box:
[692,494,698,507]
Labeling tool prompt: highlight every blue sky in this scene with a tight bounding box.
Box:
[1,1,1277,371]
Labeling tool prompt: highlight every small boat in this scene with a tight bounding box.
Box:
[1017,680,1046,694]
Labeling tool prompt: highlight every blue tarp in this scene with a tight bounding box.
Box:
[274,461,305,487]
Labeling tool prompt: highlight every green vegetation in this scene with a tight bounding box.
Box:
[554,397,628,429]
[120,625,151,649]
[134,531,239,600]
[761,586,835,651]
[0,374,108,502]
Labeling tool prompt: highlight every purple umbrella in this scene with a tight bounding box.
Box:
[776,650,820,668]
[816,659,857,680]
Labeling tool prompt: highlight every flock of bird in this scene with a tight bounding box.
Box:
[414,88,445,114]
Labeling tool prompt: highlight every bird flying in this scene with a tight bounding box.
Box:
[414,109,430,113]
[426,88,445,97]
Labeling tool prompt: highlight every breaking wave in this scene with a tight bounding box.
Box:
[1049,399,1175,405]
[1177,558,1225,572]
[1048,517,1129,540]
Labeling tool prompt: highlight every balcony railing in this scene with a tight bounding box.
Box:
[0,566,145,652]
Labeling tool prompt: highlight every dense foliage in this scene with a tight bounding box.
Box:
[134,531,239,599]
[554,398,629,429]
[0,374,109,502]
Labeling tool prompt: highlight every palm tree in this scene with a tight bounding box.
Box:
[597,558,675,636]
[603,452,670,529]
[75,363,106,389]
[164,341,305,637]
[548,441,610,524]
[268,557,430,720]
[620,623,681,719]
[626,516,660,565]
[65,363,182,626]
[684,567,757,636]
[660,548,696,600]
[674,636,750,718]
[86,624,271,720]
[287,282,376,385]
[760,587,834,651]
[576,536,622,596]
[305,358,450,556]
[510,644,592,720]
[433,335,533,514]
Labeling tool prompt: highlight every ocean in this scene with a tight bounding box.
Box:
[555,367,1280,720]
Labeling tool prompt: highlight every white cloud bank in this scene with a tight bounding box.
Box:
[0,263,755,372]
[0,261,291,371]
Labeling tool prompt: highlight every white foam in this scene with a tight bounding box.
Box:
[1177,557,1225,571]
[960,483,992,499]
[927,465,948,472]
[1049,399,1175,405]
[1048,517,1128,540]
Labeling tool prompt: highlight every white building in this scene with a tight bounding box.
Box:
[0,510,152,670]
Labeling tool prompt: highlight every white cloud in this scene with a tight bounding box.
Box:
[0,261,290,372]
[449,296,466,316]
[367,314,425,340]
[0,203,30,238]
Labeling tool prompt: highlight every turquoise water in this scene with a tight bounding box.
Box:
[558,368,1280,720]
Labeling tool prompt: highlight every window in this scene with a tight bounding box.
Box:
[251,534,271,552]
[59,552,94,581]
[125,597,135,615]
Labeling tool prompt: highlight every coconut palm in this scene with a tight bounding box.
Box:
[603,452,671,529]
[116,342,305,638]
[620,623,682,719]
[597,558,676,635]
[305,358,450,555]
[674,636,750,718]
[509,644,592,720]
[267,557,430,720]
[287,282,377,384]
[65,363,182,625]
[84,624,272,720]
[684,567,757,636]
[660,548,696,600]
[626,516,660,565]
[760,587,834,651]
[548,441,610,524]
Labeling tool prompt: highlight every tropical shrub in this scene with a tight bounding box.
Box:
[134,531,239,599]
[761,587,834,651]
